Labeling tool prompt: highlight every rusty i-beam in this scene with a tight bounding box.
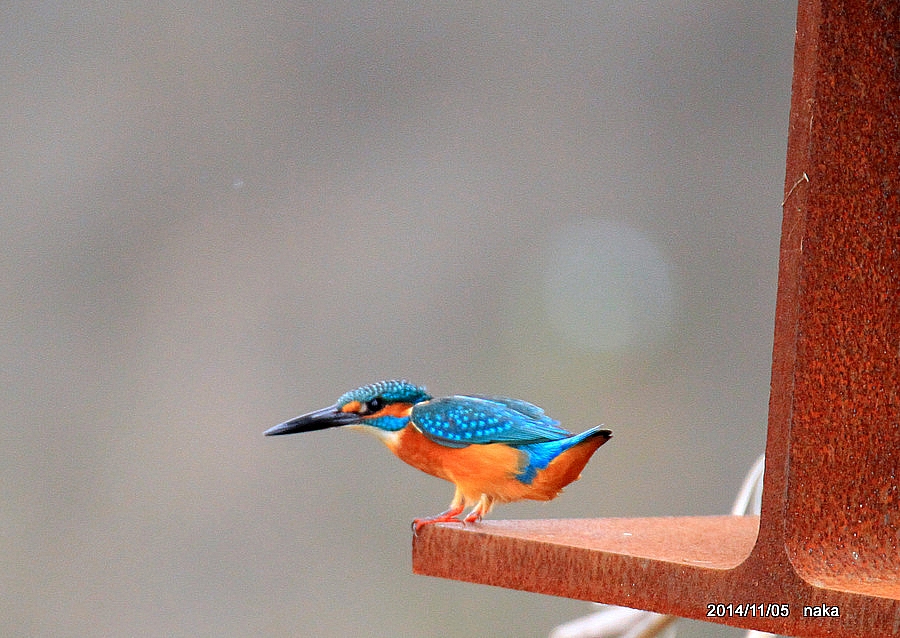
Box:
[412,1,900,635]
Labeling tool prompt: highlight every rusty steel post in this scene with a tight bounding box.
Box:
[412,1,900,635]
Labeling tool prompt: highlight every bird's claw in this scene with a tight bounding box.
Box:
[411,508,467,536]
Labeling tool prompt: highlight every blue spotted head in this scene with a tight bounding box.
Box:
[264,380,432,436]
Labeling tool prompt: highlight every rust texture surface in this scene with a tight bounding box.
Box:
[412,1,900,636]
[779,0,900,590]
[448,516,760,567]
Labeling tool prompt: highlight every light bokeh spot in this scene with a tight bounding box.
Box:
[543,218,676,353]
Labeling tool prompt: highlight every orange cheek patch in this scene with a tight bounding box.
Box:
[341,401,361,413]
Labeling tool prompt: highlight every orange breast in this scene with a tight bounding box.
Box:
[382,424,605,507]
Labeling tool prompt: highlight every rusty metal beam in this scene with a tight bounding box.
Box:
[412,1,900,635]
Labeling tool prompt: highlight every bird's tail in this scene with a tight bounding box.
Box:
[567,424,612,447]
[517,425,611,484]
[513,425,611,498]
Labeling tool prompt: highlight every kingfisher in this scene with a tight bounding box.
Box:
[264,380,611,533]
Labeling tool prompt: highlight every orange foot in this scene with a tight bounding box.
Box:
[463,510,483,524]
[412,505,465,535]
[463,496,493,524]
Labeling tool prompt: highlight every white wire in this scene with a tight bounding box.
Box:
[731,454,766,516]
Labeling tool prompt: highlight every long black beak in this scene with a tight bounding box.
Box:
[264,404,361,436]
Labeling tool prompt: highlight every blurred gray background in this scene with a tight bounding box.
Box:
[4,2,797,637]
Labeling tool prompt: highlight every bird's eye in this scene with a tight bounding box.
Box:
[364,397,384,414]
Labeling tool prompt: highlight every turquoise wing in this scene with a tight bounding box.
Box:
[410,395,573,448]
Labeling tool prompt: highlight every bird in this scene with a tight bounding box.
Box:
[264,380,611,533]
